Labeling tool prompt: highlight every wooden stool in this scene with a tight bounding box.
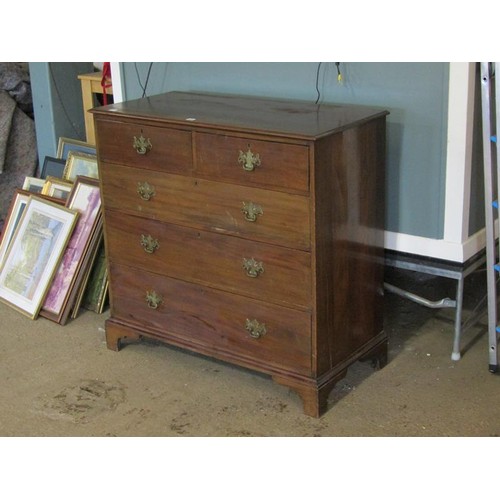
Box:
[78,71,113,145]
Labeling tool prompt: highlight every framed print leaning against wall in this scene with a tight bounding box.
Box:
[0,190,68,270]
[56,137,96,160]
[0,198,78,318]
[63,152,98,181]
[41,177,73,201]
[40,176,102,323]
[40,156,66,179]
[22,177,45,194]
[0,189,30,269]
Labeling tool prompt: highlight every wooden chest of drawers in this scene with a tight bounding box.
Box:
[92,91,389,417]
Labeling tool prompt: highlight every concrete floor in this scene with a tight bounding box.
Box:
[0,267,499,437]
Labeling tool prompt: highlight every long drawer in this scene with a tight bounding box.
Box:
[109,263,312,375]
[100,162,311,250]
[194,132,309,194]
[105,211,311,310]
[95,119,193,174]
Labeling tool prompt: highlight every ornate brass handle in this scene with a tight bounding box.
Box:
[145,290,162,309]
[241,201,263,222]
[133,134,152,155]
[243,257,264,278]
[238,146,261,172]
[245,319,266,339]
[141,234,160,254]
[137,181,155,201]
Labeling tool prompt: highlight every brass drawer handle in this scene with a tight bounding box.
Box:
[141,234,160,254]
[241,201,263,222]
[133,134,152,155]
[145,290,163,309]
[137,181,155,201]
[245,318,266,339]
[238,146,261,172]
[243,257,264,278]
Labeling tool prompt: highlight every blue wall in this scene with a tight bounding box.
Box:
[119,62,450,240]
[30,62,92,168]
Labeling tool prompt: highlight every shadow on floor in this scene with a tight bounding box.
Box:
[326,265,490,407]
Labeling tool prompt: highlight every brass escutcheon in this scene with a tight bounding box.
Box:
[140,234,160,254]
[238,146,261,172]
[241,201,263,222]
[145,290,162,309]
[245,318,266,339]
[133,134,152,155]
[137,181,155,201]
[243,257,264,278]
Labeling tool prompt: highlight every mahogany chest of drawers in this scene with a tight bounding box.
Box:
[92,91,388,417]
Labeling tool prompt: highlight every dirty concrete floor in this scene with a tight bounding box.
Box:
[0,266,499,438]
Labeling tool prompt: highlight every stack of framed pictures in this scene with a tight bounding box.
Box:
[37,137,98,181]
[39,177,103,325]
[0,136,109,323]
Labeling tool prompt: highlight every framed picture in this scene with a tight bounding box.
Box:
[41,177,73,200]
[0,197,79,319]
[0,191,67,269]
[56,137,96,160]
[63,151,99,181]
[40,176,102,324]
[64,215,103,323]
[40,156,66,179]
[22,177,45,194]
[81,239,108,314]
[70,233,105,319]
[0,189,30,269]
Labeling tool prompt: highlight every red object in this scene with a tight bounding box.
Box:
[101,62,112,105]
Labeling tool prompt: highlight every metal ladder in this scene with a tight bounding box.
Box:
[480,62,499,373]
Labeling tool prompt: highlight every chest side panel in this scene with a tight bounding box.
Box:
[312,117,386,375]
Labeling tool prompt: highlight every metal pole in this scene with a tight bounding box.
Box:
[480,62,499,373]
[493,62,500,371]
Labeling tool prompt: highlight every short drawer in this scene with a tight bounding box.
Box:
[195,132,309,194]
[95,118,193,174]
[105,211,312,310]
[109,263,312,375]
[100,163,311,250]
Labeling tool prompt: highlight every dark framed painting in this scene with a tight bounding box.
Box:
[80,238,108,315]
[40,156,66,179]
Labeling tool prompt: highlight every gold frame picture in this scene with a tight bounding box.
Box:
[0,197,78,319]
[56,137,96,160]
[63,152,99,182]
[41,177,73,200]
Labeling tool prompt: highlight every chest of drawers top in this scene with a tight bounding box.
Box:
[92,91,387,140]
